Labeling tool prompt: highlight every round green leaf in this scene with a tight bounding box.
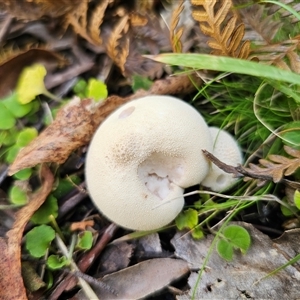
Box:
[0,128,18,146]
[31,195,58,224]
[0,102,16,130]
[87,78,108,102]
[52,176,81,198]
[47,255,69,270]
[191,227,204,240]
[73,78,88,98]
[132,75,153,92]
[5,145,21,164]
[16,64,47,104]
[281,121,300,149]
[280,203,294,216]
[76,231,93,250]
[223,225,251,253]
[293,190,300,210]
[25,225,55,258]
[217,239,234,261]
[13,168,32,180]
[2,92,33,118]
[175,208,198,230]
[9,185,28,205]
[16,127,38,147]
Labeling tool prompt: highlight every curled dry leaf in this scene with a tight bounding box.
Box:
[0,165,54,300]
[8,96,126,175]
[9,74,201,175]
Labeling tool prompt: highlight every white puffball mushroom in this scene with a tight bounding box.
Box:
[85,95,213,231]
[201,127,243,192]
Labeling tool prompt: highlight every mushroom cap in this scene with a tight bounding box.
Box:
[201,127,243,192]
[85,95,213,230]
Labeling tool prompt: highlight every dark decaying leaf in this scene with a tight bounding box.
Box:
[76,258,189,300]
[172,222,300,299]
[0,48,67,98]
[8,96,126,175]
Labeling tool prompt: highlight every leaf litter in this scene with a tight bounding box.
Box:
[1,0,300,299]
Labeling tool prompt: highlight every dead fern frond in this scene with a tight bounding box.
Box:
[106,15,130,74]
[64,1,95,44]
[244,145,300,183]
[89,0,114,45]
[170,0,184,53]
[236,2,282,44]
[250,38,300,72]
[191,0,250,58]
[130,13,148,27]
[204,145,300,187]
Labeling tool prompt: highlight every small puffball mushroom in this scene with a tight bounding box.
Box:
[201,127,243,192]
[85,95,213,231]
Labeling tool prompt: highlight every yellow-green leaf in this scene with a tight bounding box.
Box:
[16,64,47,104]
[294,190,300,210]
[87,78,107,102]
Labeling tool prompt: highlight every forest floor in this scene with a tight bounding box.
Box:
[0,1,300,299]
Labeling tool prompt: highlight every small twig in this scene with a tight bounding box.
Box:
[55,234,100,300]
[202,149,300,189]
[65,269,118,296]
[49,223,118,300]
[202,149,242,177]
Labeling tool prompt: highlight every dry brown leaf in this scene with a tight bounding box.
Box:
[245,145,300,183]
[191,0,250,58]
[0,165,54,300]
[8,96,126,175]
[0,48,67,98]
[77,258,189,299]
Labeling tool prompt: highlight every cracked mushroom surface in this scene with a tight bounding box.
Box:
[85,95,213,231]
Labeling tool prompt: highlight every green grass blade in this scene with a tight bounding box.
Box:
[259,0,300,21]
[255,253,300,283]
[146,54,300,85]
